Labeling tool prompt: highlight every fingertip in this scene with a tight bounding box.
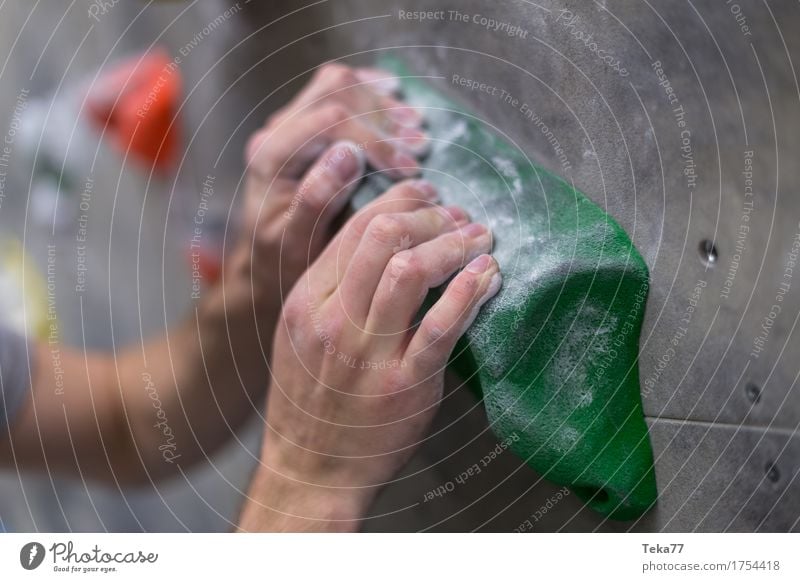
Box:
[464,254,502,303]
[326,140,367,185]
[387,105,424,128]
[299,141,366,218]
[395,126,430,156]
[406,179,439,201]
[484,269,503,302]
[355,68,401,96]
[389,150,422,179]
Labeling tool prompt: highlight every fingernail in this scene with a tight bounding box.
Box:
[396,126,429,155]
[330,141,365,183]
[388,106,423,127]
[409,180,438,200]
[482,272,503,301]
[461,222,488,238]
[441,206,468,223]
[391,151,421,178]
[466,254,495,274]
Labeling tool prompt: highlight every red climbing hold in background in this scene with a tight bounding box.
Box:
[85,49,182,173]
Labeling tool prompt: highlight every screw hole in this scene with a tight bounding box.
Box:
[699,239,718,266]
[765,461,780,483]
[745,382,761,404]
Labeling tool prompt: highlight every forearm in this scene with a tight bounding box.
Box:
[1,342,126,481]
[118,254,281,481]
[3,251,280,484]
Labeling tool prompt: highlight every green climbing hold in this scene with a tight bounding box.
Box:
[353,59,657,520]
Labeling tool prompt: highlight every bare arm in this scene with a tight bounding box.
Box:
[0,245,280,484]
[0,64,427,486]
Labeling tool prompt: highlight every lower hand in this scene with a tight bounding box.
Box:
[238,180,501,531]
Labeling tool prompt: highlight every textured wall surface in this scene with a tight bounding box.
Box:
[237,0,800,532]
[1,0,798,532]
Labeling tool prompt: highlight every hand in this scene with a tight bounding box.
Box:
[192,63,428,428]
[230,63,429,310]
[238,180,502,531]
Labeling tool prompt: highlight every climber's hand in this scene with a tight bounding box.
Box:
[233,63,428,309]
[237,180,501,531]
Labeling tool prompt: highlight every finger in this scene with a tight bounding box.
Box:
[347,95,425,134]
[327,114,421,179]
[367,222,492,336]
[246,103,420,180]
[334,205,470,324]
[307,179,438,293]
[389,122,429,156]
[289,140,366,254]
[355,97,428,156]
[405,254,502,375]
[355,67,401,96]
[281,63,366,115]
[278,63,424,133]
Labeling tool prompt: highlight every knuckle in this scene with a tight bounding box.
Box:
[320,102,350,127]
[317,62,345,78]
[388,180,426,202]
[423,317,447,342]
[319,62,355,85]
[244,130,268,166]
[388,251,424,283]
[282,295,307,326]
[285,297,343,349]
[379,371,407,396]
[264,109,285,130]
[320,310,346,343]
[367,214,406,246]
[348,211,373,239]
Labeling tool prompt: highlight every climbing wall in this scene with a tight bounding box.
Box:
[235,0,800,532]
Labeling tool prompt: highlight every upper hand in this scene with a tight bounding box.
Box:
[232,63,429,306]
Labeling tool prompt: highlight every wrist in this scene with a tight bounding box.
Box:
[237,462,372,532]
[196,245,283,344]
[186,255,281,405]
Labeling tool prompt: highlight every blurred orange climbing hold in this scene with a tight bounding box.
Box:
[85,49,182,173]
